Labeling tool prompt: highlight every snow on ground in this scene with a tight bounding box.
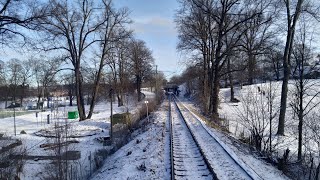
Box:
[91,101,170,180]
[0,86,304,179]
[0,91,159,179]
[178,80,320,179]
[91,95,289,180]
[0,94,149,179]
[218,80,320,159]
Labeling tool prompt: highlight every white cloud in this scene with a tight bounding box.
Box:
[131,16,176,35]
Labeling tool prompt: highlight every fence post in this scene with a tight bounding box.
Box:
[47,114,50,124]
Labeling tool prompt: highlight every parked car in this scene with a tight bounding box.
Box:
[6,102,21,108]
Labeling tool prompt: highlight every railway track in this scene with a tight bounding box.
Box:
[169,95,215,179]
[169,95,262,180]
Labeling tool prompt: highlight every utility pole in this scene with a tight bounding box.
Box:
[13,68,17,136]
[126,93,129,113]
[109,89,113,141]
[144,100,149,122]
[269,80,272,153]
[155,65,158,102]
[13,103,16,136]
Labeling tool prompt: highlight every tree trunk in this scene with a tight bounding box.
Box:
[21,83,26,108]
[117,94,123,107]
[68,86,73,106]
[278,0,303,135]
[86,64,102,119]
[37,97,41,109]
[316,162,320,180]
[278,28,295,135]
[86,92,90,105]
[211,69,220,119]
[298,101,303,161]
[136,75,142,102]
[224,77,228,88]
[298,65,304,161]
[119,58,126,106]
[117,77,124,107]
[269,81,273,152]
[75,68,86,121]
[47,94,50,109]
[248,53,255,85]
[37,95,41,109]
[227,58,235,102]
[202,49,210,114]
[274,62,280,81]
[5,87,8,108]
[278,72,289,135]
[20,96,23,108]
[209,9,224,119]
[230,79,234,102]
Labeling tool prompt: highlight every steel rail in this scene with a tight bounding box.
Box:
[174,96,263,180]
[169,95,217,180]
[169,95,174,180]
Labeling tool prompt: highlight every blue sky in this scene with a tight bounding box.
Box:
[114,0,182,79]
[0,0,183,80]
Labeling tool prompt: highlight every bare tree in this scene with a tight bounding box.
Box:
[177,0,264,118]
[0,136,26,179]
[305,113,320,179]
[114,38,132,106]
[175,1,212,113]
[277,0,305,135]
[235,83,278,151]
[18,59,33,106]
[0,61,10,107]
[224,52,246,102]
[239,5,274,85]
[180,65,200,97]
[29,56,61,109]
[6,58,23,105]
[59,72,75,107]
[36,0,108,120]
[128,39,154,102]
[106,37,132,107]
[0,0,45,46]
[264,43,283,81]
[38,0,132,120]
[290,18,320,161]
[87,3,131,118]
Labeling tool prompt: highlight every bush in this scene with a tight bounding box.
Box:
[0,137,26,179]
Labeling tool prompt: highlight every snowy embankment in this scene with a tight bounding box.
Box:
[91,102,170,179]
[218,80,320,160]
[0,91,156,179]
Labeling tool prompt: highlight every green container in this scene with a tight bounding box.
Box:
[68,111,78,119]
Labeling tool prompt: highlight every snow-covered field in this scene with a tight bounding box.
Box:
[9,103,122,179]
[0,92,155,179]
